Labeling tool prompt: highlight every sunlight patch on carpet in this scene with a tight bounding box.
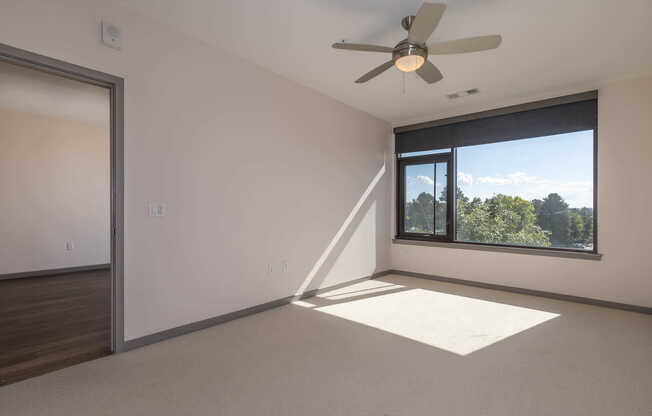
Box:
[314,288,559,355]
[317,280,405,301]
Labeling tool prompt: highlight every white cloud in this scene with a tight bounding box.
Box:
[477,176,512,185]
[471,171,593,207]
[417,175,434,185]
[477,171,543,186]
[522,181,593,207]
[457,171,473,186]
[507,172,542,185]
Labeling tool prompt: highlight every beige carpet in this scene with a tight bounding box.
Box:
[1,274,650,415]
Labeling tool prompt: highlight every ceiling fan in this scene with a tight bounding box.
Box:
[332,2,502,84]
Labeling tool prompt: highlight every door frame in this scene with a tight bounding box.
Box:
[0,43,125,352]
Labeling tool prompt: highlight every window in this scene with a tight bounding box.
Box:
[395,93,597,253]
[456,131,594,250]
[399,155,451,238]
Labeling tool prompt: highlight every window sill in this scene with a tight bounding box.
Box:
[392,238,602,260]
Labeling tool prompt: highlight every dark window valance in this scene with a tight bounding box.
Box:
[395,92,597,154]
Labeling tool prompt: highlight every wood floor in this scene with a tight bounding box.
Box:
[0,269,111,386]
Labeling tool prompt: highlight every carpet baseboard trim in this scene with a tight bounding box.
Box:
[122,270,392,352]
[0,264,111,281]
[383,269,652,315]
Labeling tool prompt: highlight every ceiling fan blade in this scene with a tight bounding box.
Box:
[408,2,447,45]
[428,35,502,55]
[355,60,395,83]
[416,60,443,84]
[332,43,394,53]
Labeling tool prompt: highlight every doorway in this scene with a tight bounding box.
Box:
[0,44,124,385]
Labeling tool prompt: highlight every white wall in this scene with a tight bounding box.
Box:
[0,107,110,274]
[391,75,652,308]
[0,0,391,340]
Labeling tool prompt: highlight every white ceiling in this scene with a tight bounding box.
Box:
[0,61,109,126]
[118,0,652,125]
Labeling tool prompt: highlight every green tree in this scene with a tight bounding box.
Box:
[456,188,481,216]
[583,218,593,245]
[435,186,448,235]
[577,207,594,246]
[486,194,538,234]
[405,192,434,233]
[534,193,570,247]
[569,210,584,244]
[457,192,550,247]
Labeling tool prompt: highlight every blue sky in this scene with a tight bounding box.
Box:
[404,130,594,208]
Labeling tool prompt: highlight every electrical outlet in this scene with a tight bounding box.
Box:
[65,241,74,251]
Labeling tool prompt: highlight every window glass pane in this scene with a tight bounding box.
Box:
[404,163,434,234]
[435,162,447,236]
[456,130,594,250]
[398,149,451,158]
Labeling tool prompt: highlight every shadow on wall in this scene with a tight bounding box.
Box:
[294,157,387,297]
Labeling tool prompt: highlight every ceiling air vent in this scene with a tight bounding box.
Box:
[447,88,480,99]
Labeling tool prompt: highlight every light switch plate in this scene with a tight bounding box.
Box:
[148,202,166,217]
[102,20,121,50]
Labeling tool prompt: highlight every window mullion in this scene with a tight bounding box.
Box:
[432,161,436,239]
[450,148,457,241]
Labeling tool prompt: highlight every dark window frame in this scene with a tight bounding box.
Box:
[396,152,453,241]
[395,94,598,255]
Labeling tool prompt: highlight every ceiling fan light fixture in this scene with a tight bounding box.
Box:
[395,54,425,72]
[392,40,428,73]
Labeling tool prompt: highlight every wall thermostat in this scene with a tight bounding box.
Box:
[102,20,121,50]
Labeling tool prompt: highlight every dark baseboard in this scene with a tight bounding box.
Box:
[383,269,652,315]
[0,264,111,281]
[122,268,649,352]
[122,270,392,352]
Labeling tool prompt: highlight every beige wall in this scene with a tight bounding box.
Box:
[391,75,652,308]
[0,0,391,340]
[0,107,110,274]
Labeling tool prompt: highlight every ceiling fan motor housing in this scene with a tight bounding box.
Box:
[395,15,428,69]
[393,39,428,64]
